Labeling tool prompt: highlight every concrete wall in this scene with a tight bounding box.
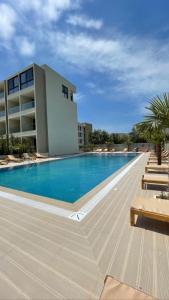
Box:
[93,143,154,151]
[42,65,79,156]
[34,64,48,153]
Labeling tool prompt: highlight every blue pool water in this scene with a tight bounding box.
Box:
[0,153,138,203]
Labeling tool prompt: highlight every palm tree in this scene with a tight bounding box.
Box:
[135,122,165,165]
[144,93,169,128]
[136,94,169,165]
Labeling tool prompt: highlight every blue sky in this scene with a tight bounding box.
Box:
[1,0,169,132]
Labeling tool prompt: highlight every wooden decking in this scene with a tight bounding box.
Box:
[0,153,169,299]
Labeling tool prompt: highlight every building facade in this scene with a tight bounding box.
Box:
[78,123,92,146]
[0,63,79,156]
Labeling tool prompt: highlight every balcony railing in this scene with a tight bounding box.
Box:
[8,106,20,114]
[0,91,4,99]
[21,101,35,111]
[10,129,20,133]
[0,131,6,135]
[0,111,5,117]
[22,127,36,132]
[20,80,34,90]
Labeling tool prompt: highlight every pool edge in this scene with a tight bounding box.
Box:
[0,153,144,222]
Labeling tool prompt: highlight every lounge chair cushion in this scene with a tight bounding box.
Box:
[100,276,157,299]
[146,164,169,169]
[145,164,169,173]
[143,174,169,183]
[35,153,47,158]
[132,197,169,216]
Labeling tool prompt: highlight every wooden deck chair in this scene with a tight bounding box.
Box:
[6,155,23,163]
[145,164,169,173]
[130,196,169,227]
[141,174,169,189]
[100,275,157,299]
[34,153,48,159]
[23,153,36,160]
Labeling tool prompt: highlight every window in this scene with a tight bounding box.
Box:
[62,85,68,99]
[8,76,19,95]
[20,68,34,90]
[70,92,73,101]
[33,119,36,130]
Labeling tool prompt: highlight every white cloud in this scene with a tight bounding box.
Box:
[0,3,17,40]
[2,0,169,100]
[86,82,104,95]
[75,92,85,104]
[17,0,81,22]
[49,31,169,96]
[19,38,36,56]
[66,14,103,29]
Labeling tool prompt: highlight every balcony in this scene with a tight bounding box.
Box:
[0,111,5,117]
[21,101,35,111]
[20,80,34,90]
[21,129,36,137]
[10,128,20,134]
[8,106,20,115]
[10,129,36,138]
[0,91,4,99]
[0,120,6,136]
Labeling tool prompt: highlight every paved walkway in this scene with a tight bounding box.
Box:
[0,153,169,299]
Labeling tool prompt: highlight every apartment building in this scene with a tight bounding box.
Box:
[78,122,92,146]
[0,63,79,156]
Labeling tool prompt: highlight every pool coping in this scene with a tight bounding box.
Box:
[0,152,144,222]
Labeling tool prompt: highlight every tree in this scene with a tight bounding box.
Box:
[0,135,8,154]
[130,126,147,143]
[140,94,169,164]
[90,130,110,145]
[135,122,166,165]
[109,133,128,144]
[124,135,132,151]
[145,93,169,128]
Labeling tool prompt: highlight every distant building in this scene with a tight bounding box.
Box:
[78,123,92,146]
[0,63,79,156]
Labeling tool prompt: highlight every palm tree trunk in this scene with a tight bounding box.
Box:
[155,144,157,154]
[156,143,161,165]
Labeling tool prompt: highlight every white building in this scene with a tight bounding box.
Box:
[0,63,79,156]
[78,123,92,146]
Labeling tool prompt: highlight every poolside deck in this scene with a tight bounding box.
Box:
[0,153,169,299]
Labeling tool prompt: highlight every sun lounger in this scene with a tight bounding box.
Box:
[100,275,157,299]
[150,152,168,158]
[147,160,168,165]
[6,155,23,163]
[23,153,36,160]
[0,159,8,165]
[142,174,169,189]
[149,157,168,161]
[145,164,169,173]
[150,151,168,158]
[34,152,48,159]
[95,148,102,152]
[148,159,168,165]
[130,196,169,227]
[150,155,168,159]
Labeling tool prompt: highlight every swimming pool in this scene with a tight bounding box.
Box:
[0,153,138,203]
